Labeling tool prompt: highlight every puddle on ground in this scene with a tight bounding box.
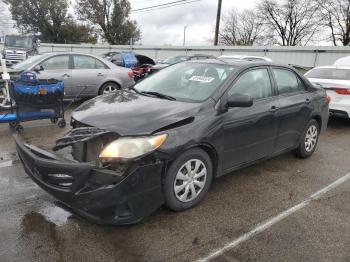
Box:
[39,206,72,226]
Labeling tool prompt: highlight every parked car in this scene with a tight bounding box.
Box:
[15,60,329,225]
[4,52,135,98]
[289,64,313,75]
[333,56,350,66]
[150,54,215,73]
[102,51,155,81]
[2,34,41,66]
[305,66,350,118]
[219,55,273,62]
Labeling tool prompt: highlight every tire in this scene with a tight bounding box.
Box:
[15,125,24,134]
[294,119,320,158]
[50,118,58,124]
[58,119,66,128]
[99,82,121,95]
[163,148,213,211]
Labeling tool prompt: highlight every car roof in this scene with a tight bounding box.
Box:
[38,52,118,68]
[310,65,350,70]
[189,58,287,68]
[42,52,101,57]
[219,55,272,60]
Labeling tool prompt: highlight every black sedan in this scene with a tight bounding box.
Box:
[15,60,329,225]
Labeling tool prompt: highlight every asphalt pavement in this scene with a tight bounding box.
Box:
[0,109,349,262]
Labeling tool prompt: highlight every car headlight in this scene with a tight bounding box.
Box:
[99,134,167,162]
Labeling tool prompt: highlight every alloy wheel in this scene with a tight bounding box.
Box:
[173,159,207,203]
[103,85,117,95]
[305,125,318,152]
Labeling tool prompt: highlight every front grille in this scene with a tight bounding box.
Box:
[5,51,26,61]
[46,173,74,189]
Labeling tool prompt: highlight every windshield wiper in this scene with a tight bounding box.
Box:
[128,85,141,94]
[140,91,176,101]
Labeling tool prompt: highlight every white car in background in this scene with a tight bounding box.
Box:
[219,55,272,62]
[305,66,350,118]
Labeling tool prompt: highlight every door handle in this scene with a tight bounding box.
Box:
[62,74,70,78]
[269,106,279,112]
[97,73,104,76]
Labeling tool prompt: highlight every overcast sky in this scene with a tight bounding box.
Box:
[1,0,257,45]
[129,0,257,46]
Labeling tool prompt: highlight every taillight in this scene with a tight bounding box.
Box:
[335,88,350,95]
[128,70,134,79]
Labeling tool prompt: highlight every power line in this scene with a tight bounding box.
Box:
[131,0,201,13]
[131,0,202,13]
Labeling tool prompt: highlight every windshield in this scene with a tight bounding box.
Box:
[134,62,235,102]
[163,56,189,65]
[12,54,50,70]
[305,68,350,80]
[5,36,33,48]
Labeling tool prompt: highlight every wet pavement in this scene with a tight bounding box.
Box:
[0,109,349,262]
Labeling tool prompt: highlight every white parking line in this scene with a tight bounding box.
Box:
[197,173,350,262]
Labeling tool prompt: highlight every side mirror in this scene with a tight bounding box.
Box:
[227,93,253,108]
[33,65,43,72]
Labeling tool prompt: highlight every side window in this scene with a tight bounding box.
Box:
[41,55,69,70]
[95,59,107,69]
[273,68,305,95]
[111,53,123,66]
[228,68,272,99]
[73,55,106,69]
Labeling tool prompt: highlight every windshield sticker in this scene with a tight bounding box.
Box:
[189,76,215,83]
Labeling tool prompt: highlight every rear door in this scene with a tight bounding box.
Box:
[70,55,110,97]
[271,67,313,152]
[222,67,279,171]
[37,54,72,93]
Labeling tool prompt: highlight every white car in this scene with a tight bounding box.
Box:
[305,66,350,118]
[334,56,350,66]
[219,55,272,62]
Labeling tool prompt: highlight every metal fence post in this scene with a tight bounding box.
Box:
[313,49,319,67]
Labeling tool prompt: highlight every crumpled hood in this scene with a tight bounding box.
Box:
[72,91,200,136]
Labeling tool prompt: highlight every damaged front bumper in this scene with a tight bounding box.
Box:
[14,135,165,225]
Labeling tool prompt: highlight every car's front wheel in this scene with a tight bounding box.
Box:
[294,119,320,158]
[163,148,213,211]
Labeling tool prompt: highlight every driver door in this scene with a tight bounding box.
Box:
[222,67,279,171]
[36,55,72,96]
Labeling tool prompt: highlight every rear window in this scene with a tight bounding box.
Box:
[306,68,350,80]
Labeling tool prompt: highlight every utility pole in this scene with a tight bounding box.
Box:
[214,0,222,46]
[183,26,187,46]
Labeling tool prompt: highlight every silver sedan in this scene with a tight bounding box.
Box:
[8,52,135,98]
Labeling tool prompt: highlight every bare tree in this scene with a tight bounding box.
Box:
[315,0,350,46]
[257,0,322,46]
[219,8,265,46]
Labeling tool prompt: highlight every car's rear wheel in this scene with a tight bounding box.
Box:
[99,82,120,95]
[163,148,213,211]
[294,119,320,158]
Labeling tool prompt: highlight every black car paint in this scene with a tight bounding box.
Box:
[15,61,329,225]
